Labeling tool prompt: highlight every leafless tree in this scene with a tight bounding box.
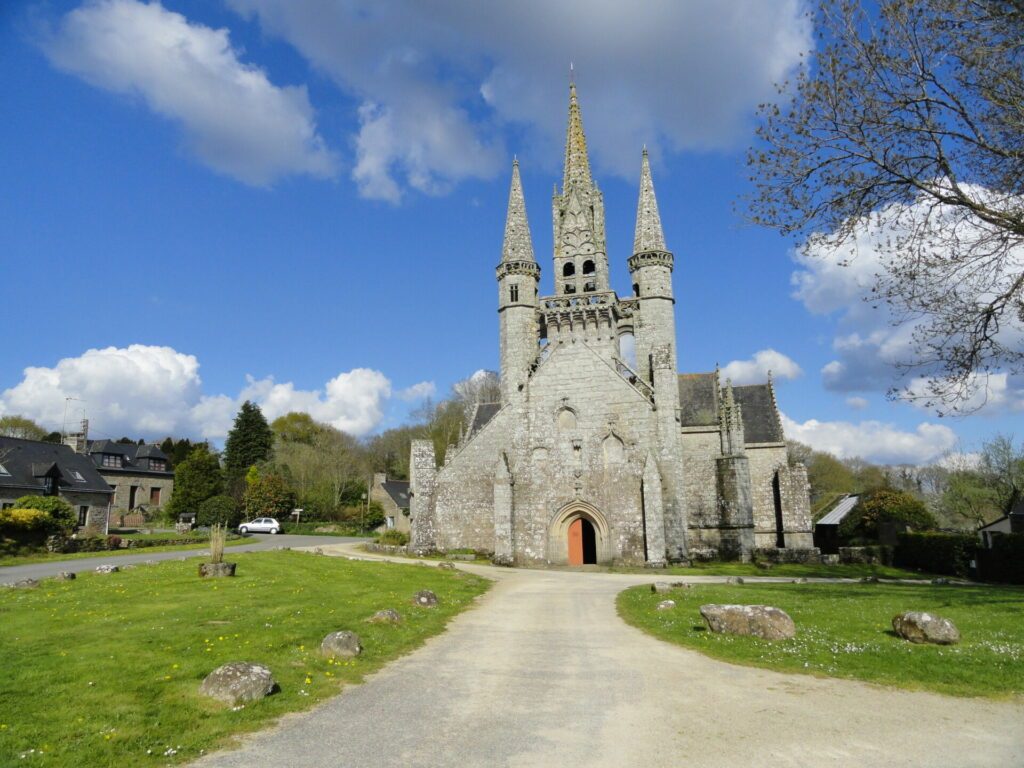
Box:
[748,0,1024,412]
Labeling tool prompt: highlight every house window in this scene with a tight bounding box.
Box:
[149,459,167,472]
[102,454,122,468]
[1,502,13,510]
[129,486,139,510]
[386,516,395,529]
[69,469,86,483]
[564,284,576,294]
[583,282,595,292]
[150,487,161,506]
[78,506,88,526]
[510,284,519,303]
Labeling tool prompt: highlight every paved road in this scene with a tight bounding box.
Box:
[0,535,364,584]
[193,545,1023,768]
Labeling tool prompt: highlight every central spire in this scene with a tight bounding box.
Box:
[562,82,593,192]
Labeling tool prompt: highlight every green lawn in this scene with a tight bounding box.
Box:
[0,551,489,766]
[0,538,248,567]
[618,581,1024,698]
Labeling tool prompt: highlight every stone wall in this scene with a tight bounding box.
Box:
[778,463,815,548]
[746,444,787,548]
[680,428,721,549]
[101,472,174,514]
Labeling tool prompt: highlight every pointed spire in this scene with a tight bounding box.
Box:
[633,147,667,254]
[501,158,535,263]
[562,81,593,192]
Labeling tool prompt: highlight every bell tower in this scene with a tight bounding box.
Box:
[551,83,608,296]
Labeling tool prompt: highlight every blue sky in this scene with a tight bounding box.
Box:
[1,0,1020,463]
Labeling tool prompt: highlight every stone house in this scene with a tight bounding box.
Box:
[370,473,411,534]
[409,83,816,567]
[82,439,175,520]
[0,436,113,531]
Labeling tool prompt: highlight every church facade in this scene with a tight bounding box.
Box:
[409,85,816,566]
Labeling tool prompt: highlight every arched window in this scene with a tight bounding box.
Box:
[633,283,640,297]
[582,260,595,275]
[556,408,577,430]
[563,261,576,277]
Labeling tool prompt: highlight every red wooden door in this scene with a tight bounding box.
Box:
[568,518,583,565]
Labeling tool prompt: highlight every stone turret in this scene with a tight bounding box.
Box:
[719,379,746,456]
[552,83,608,295]
[497,158,541,404]
[628,149,676,383]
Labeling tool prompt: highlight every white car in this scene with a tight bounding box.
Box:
[239,517,281,535]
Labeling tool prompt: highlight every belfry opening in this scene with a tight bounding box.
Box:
[568,517,597,565]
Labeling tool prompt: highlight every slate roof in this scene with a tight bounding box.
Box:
[381,480,410,510]
[0,437,113,496]
[677,374,785,443]
[87,440,172,474]
[817,495,860,526]
[470,403,502,435]
[677,373,718,427]
[734,384,785,443]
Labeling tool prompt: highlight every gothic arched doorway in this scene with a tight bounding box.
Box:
[568,517,597,565]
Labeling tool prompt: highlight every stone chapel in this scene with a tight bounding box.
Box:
[409,83,816,566]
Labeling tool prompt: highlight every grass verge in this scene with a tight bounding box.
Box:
[652,562,929,579]
[617,581,1024,698]
[0,551,489,766]
[0,538,248,567]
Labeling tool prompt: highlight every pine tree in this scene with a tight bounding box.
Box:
[165,445,223,520]
[224,401,274,492]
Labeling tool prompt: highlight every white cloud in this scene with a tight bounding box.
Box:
[227,0,810,199]
[0,345,393,440]
[721,349,801,385]
[794,188,1024,409]
[397,381,437,402]
[41,0,338,186]
[781,412,957,465]
[845,396,869,410]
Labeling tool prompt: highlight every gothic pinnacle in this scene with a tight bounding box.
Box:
[501,158,535,263]
[633,147,667,254]
[562,81,593,193]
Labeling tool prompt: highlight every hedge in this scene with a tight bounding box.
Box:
[894,531,977,577]
[977,532,1024,585]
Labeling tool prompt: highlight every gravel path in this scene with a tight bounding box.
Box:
[0,535,363,583]
[191,546,1023,768]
